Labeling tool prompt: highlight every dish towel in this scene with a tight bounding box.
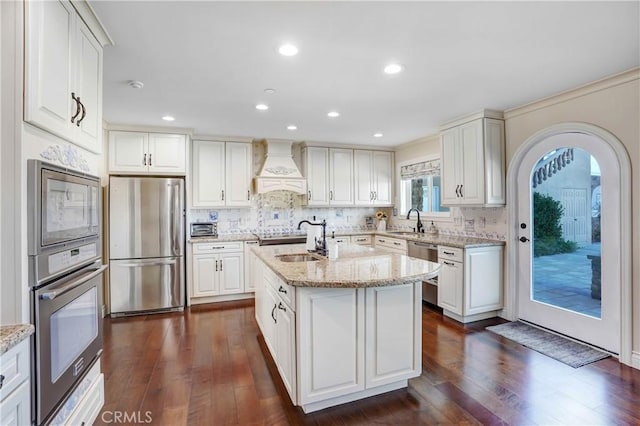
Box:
[305,226,322,251]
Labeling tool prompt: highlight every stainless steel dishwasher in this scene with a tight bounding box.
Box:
[407,241,439,305]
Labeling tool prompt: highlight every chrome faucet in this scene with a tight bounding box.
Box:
[406,208,424,233]
[297,219,327,256]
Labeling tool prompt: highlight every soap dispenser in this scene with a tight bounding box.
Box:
[427,221,438,235]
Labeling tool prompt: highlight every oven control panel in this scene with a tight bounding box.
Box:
[47,243,98,274]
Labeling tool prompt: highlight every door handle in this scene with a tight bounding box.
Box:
[76,99,86,126]
[329,190,333,201]
[271,304,277,323]
[148,153,152,166]
[374,191,377,200]
[70,92,81,123]
[247,190,250,201]
[455,185,460,197]
[143,153,147,166]
[220,260,223,271]
[308,190,311,201]
[370,191,373,201]
[278,302,286,312]
[459,185,463,197]
[519,236,530,243]
[221,190,225,201]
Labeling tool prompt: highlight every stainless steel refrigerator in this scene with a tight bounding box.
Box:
[108,176,185,316]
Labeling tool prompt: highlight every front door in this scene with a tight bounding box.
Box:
[516,132,620,353]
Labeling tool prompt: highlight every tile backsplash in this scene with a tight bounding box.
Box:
[390,206,508,241]
[189,191,391,235]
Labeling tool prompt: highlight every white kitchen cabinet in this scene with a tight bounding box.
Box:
[302,147,354,206]
[108,131,186,174]
[243,241,259,292]
[298,287,365,405]
[24,0,105,153]
[191,242,245,298]
[373,235,407,254]
[353,150,393,206]
[437,245,503,323]
[191,140,251,207]
[0,339,31,426]
[440,113,505,206]
[365,283,421,388]
[257,260,297,403]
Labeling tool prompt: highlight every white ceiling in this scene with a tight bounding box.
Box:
[91,1,639,147]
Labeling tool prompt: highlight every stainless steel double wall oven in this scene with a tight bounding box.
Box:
[28,160,107,425]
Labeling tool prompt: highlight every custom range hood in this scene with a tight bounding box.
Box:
[253,139,307,194]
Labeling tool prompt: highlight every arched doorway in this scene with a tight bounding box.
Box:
[507,123,631,361]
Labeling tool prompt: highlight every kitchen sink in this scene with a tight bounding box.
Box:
[387,231,420,236]
[276,253,322,262]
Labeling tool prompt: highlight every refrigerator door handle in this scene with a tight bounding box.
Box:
[116,259,177,267]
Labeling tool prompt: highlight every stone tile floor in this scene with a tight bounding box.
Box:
[532,243,602,318]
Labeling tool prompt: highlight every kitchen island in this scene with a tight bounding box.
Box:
[251,243,440,413]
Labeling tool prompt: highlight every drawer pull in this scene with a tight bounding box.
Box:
[356,238,366,242]
[443,250,455,256]
[443,261,455,266]
[378,239,386,243]
[210,246,225,250]
[278,285,287,294]
[393,242,401,246]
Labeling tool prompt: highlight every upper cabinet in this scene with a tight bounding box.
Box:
[108,131,187,175]
[191,140,252,208]
[24,0,107,154]
[354,150,393,206]
[302,147,354,206]
[440,111,505,206]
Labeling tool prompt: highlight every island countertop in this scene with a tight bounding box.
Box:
[252,243,440,288]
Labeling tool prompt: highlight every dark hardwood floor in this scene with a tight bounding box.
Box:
[95,300,640,425]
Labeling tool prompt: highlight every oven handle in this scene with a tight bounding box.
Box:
[39,265,107,301]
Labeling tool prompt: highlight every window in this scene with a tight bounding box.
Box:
[399,157,450,216]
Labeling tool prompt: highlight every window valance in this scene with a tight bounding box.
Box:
[400,158,440,179]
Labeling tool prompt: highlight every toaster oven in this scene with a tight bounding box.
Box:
[190,222,218,237]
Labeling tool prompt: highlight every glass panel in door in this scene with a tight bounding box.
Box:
[531,147,602,318]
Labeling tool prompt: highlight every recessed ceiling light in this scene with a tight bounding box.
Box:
[383,63,405,75]
[373,133,383,138]
[287,125,297,130]
[255,104,269,111]
[264,88,276,94]
[128,80,144,89]
[327,111,340,118]
[162,115,175,122]
[278,43,298,56]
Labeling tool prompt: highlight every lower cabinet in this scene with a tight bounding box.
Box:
[254,257,421,413]
[190,241,246,300]
[437,245,503,323]
[0,339,30,426]
[373,235,407,254]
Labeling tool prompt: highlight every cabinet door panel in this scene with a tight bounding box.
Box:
[437,260,463,315]
[192,140,225,206]
[440,128,460,205]
[365,283,420,388]
[225,143,252,206]
[219,252,244,295]
[353,150,373,205]
[24,0,75,139]
[148,134,186,174]
[108,132,148,172]
[0,380,31,426]
[465,248,503,314]
[372,151,393,205]
[275,302,297,403]
[298,288,365,404]
[460,120,484,205]
[263,285,279,358]
[75,19,103,153]
[329,149,354,205]
[305,147,330,205]
[192,255,218,297]
[484,119,506,205]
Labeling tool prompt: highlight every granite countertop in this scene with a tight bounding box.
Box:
[0,324,34,355]
[374,231,504,249]
[252,243,440,289]
[188,233,258,243]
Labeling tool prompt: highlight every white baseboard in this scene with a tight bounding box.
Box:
[631,351,640,370]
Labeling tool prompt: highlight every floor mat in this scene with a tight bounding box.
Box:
[486,321,610,368]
